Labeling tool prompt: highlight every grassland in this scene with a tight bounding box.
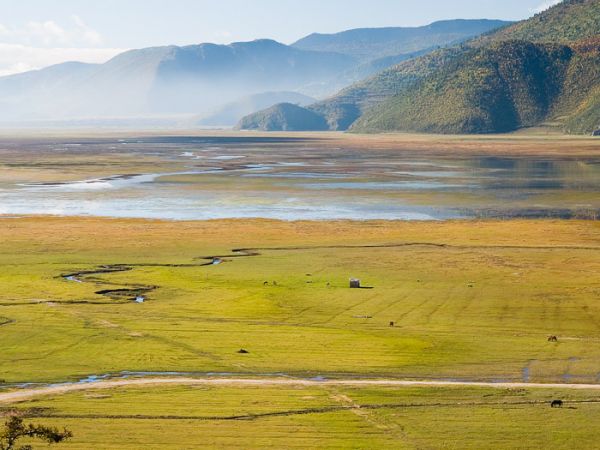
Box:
[0,217,599,385]
[0,217,599,447]
[3,383,600,449]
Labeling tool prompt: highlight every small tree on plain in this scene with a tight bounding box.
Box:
[0,416,72,450]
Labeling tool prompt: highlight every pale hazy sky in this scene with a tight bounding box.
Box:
[0,0,562,75]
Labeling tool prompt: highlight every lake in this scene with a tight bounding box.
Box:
[1,135,599,220]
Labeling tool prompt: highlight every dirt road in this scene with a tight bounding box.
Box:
[2,377,600,404]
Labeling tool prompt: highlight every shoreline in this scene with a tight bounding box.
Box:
[0,130,598,157]
[1,214,598,224]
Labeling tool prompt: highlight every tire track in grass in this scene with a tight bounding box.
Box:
[451,283,476,327]
[421,284,458,326]
[369,280,417,321]
[324,385,414,446]
[394,293,435,326]
[53,303,224,363]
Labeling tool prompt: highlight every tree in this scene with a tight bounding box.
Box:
[0,416,72,450]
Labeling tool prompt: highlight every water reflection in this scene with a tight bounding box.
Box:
[1,138,599,221]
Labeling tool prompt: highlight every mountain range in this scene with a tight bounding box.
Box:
[0,19,509,125]
[0,40,352,122]
[240,0,600,135]
[292,19,510,61]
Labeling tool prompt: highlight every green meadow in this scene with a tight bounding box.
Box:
[2,217,600,448]
[8,384,600,449]
[1,218,600,383]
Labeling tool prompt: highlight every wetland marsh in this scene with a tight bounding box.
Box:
[1,133,600,220]
[1,132,600,448]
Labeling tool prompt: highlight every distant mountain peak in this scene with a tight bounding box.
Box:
[293,19,512,61]
[0,18,516,125]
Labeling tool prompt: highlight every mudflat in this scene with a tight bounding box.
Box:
[1,132,600,220]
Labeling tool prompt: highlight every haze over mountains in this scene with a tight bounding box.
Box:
[0,19,508,126]
[194,91,315,127]
[241,0,600,135]
[292,19,510,61]
[0,40,352,123]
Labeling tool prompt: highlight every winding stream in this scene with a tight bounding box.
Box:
[60,242,600,304]
[61,256,225,303]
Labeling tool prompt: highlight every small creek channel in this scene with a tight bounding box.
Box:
[61,257,225,303]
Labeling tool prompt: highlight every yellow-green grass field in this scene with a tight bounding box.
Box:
[6,383,600,449]
[1,216,600,448]
[0,217,599,383]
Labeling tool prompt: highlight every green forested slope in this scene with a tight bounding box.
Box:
[352,41,578,133]
[321,0,600,134]
[487,0,600,43]
[235,102,329,131]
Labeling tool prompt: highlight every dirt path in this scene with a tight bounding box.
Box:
[2,377,600,404]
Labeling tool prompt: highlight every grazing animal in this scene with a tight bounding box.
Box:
[273,281,278,286]
[551,400,563,408]
[389,321,395,327]
[263,281,269,286]
[548,335,558,342]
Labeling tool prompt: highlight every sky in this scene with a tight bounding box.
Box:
[0,0,562,76]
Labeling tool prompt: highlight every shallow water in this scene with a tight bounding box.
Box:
[65,276,83,283]
[1,136,599,220]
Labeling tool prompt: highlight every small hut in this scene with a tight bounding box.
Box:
[349,278,361,289]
